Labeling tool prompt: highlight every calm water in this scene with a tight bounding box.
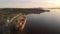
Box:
[1,9,60,34]
[25,9,60,34]
[27,9,60,24]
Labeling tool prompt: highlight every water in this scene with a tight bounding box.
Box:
[1,9,60,34]
[26,9,60,25]
[27,9,60,24]
[25,9,60,34]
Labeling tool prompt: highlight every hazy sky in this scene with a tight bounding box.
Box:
[0,0,60,8]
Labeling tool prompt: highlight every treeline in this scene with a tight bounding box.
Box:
[0,8,50,19]
[0,8,49,14]
[0,8,50,26]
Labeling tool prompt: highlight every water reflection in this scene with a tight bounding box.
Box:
[25,9,60,34]
[1,9,60,34]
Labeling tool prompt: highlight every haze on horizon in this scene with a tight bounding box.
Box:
[0,0,60,8]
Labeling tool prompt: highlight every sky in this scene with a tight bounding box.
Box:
[0,0,60,8]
